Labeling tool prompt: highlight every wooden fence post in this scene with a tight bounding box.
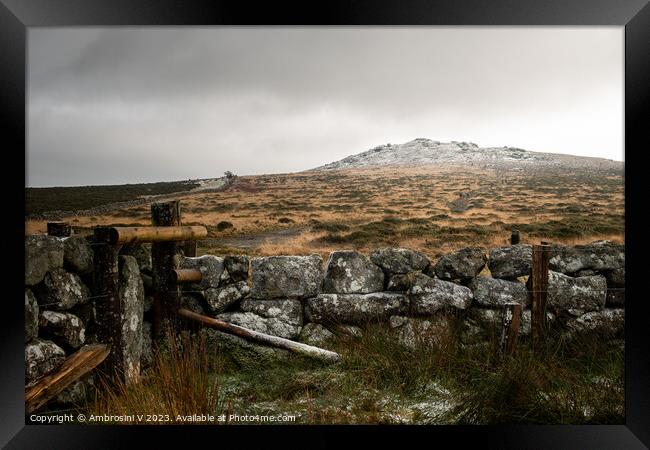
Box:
[531,244,551,349]
[510,230,520,245]
[92,227,123,382]
[151,201,181,341]
[499,302,522,359]
[47,221,71,237]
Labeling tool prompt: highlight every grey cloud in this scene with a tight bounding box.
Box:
[28,27,623,186]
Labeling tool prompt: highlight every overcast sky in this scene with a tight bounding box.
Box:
[27,27,623,187]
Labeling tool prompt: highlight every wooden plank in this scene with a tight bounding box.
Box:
[151,201,182,340]
[25,344,110,414]
[510,230,520,245]
[178,308,341,363]
[499,303,522,359]
[531,244,551,348]
[99,226,207,245]
[183,240,197,257]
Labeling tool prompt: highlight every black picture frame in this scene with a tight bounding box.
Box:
[3,1,649,448]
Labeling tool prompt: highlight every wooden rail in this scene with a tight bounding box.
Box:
[178,308,341,363]
[171,268,203,284]
[99,225,207,245]
[25,344,110,414]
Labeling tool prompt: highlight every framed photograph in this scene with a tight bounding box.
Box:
[4,0,649,447]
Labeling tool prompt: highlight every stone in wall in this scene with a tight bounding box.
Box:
[299,323,336,347]
[387,272,421,292]
[25,235,64,286]
[55,374,94,406]
[180,255,225,289]
[433,247,487,281]
[38,310,85,350]
[605,268,625,287]
[250,255,323,299]
[34,268,91,310]
[25,339,66,384]
[218,298,303,339]
[389,314,452,349]
[118,255,144,384]
[463,308,555,342]
[467,276,529,307]
[544,271,607,316]
[202,328,290,369]
[120,243,153,273]
[224,255,250,282]
[323,251,384,294]
[606,290,625,307]
[305,292,408,325]
[25,289,39,343]
[487,244,532,279]
[63,235,94,274]
[181,294,206,315]
[408,274,473,315]
[564,308,624,340]
[549,241,624,275]
[370,247,430,275]
[204,281,250,315]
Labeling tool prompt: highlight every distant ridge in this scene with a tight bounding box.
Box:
[311,138,623,173]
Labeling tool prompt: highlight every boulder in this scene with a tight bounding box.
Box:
[549,241,624,274]
[408,274,473,315]
[69,301,95,328]
[389,315,452,349]
[323,251,384,294]
[119,243,152,273]
[118,255,144,384]
[204,281,250,315]
[565,309,624,340]
[39,310,85,350]
[250,255,323,299]
[180,255,225,289]
[467,276,529,307]
[370,247,430,274]
[239,298,303,325]
[34,268,91,310]
[224,255,250,282]
[433,247,486,280]
[25,289,39,343]
[488,244,532,279]
[25,339,66,383]
[63,235,94,274]
[216,311,302,340]
[543,271,607,316]
[305,292,408,325]
[299,323,336,347]
[25,235,64,286]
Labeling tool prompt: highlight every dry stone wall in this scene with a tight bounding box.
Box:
[25,234,625,400]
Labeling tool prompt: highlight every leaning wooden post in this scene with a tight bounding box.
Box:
[151,201,182,341]
[47,221,71,237]
[531,244,551,349]
[499,302,522,360]
[92,227,124,382]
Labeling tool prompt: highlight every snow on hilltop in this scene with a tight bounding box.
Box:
[311,138,623,172]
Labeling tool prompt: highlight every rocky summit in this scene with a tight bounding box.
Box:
[311,138,623,173]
